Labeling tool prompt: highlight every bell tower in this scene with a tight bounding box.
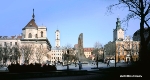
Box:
[113,17,124,41]
[55,29,60,48]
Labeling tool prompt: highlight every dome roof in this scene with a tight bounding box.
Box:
[133,27,149,36]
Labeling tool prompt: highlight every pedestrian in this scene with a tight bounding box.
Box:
[78,61,82,70]
[75,61,77,67]
[107,59,110,67]
[127,59,129,64]
[61,62,64,67]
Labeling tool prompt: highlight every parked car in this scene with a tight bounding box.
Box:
[110,60,115,63]
[120,60,125,63]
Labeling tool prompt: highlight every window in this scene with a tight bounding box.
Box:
[10,42,12,46]
[28,33,32,38]
[35,34,37,38]
[41,31,43,37]
[15,42,17,45]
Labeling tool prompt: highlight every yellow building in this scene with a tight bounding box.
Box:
[104,18,140,62]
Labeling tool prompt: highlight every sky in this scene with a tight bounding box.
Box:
[0,0,140,48]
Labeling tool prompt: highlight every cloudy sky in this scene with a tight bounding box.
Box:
[0,0,139,48]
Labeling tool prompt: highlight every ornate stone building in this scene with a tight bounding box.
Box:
[0,9,51,64]
[104,18,140,62]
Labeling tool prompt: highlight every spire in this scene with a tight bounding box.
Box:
[32,9,35,19]
[116,17,121,29]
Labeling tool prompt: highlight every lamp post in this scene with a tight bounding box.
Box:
[103,47,105,63]
[115,43,116,67]
[96,48,99,68]
[118,45,120,63]
[67,49,69,70]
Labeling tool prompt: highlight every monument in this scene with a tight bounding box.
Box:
[77,33,89,62]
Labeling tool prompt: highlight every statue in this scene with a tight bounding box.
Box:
[77,33,89,62]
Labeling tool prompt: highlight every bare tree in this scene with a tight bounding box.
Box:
[93,42,103,68]
[21,44,34,64]
[35,44,48,64]
[0,44,3,65]
[65,43,72,49]
[93,42,103,57]
[13,44,21,64]
[107,0,150,64]
[3,43,10,66]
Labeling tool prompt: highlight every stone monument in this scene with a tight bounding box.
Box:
[77,33,89,62]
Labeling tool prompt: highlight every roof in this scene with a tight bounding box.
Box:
[0,35,22,40]
[84,48,94,52]
[133,27,149,36]
[22,19,38,30]
[17,36,22,39]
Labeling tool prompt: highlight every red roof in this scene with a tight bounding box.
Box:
[84,48,94,52]
[17,36,22,39]
[22,19,38,30]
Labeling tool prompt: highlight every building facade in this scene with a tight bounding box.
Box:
[83,48,94,59]
[0,9,51,65]
[104,18,140,62]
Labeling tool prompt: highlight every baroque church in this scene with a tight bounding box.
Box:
[104,18,140,62]
[0,9,51,64]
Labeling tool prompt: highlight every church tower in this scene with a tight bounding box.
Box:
[55,29,60,48]
[113,18,124,41]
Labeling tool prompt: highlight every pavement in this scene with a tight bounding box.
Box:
[0,62,129,73]
[1,63,141,80]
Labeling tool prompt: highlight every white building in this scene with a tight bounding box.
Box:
[49,29,66,64]
[0,9,51,65]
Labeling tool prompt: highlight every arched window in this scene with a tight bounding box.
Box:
[35,34,37,38]
[28,33,32,38]
[41,31,43,37]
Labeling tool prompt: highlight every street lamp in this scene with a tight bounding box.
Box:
[118,45,120,63]
[67,49,69,70]
[103,47,105,63]
[96,48,99,68]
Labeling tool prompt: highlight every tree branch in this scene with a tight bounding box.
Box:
[107,2,121,13]
[144,4,150,16]
[146,17,150,21]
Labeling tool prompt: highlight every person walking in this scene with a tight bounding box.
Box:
[107,59,110,67]
[78,61,82,70]
[75,61,77,67]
